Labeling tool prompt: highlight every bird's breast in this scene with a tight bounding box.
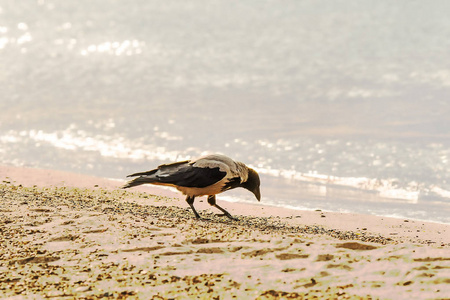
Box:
[176,176,232,197]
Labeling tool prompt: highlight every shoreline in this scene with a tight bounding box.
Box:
[1,164,450,299]
[1,164,448,246]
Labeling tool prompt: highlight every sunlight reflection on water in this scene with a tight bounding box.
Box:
[1,0,450,223]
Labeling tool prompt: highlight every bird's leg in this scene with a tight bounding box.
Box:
[185,196,201,219]
[207,195,237,220]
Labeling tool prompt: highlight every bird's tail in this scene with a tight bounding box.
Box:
[122,169,158,189]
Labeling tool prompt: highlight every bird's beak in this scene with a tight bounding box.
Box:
[253,188,261,201]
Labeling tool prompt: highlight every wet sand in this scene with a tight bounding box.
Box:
[1,165,449,299]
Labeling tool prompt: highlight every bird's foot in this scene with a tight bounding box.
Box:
[215,213,238,221]
[212,204,237,220]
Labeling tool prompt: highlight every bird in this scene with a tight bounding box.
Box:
[122,154,261,220]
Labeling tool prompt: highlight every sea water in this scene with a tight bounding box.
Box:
[1,0,450,223]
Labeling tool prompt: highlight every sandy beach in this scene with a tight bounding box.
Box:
[1,165,449,299]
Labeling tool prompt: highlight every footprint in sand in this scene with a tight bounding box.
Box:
[196,247,224,254]
[335,242,378,251]
[48,234,79,242]
[316,254,334,261]
[275,253,309,260]
[12,255,60,265]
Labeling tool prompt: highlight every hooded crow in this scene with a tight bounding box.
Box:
[122,154,261,219]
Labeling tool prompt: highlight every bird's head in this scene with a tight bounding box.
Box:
[243,168,261,201]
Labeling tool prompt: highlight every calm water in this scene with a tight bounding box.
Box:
[1,1,450,223]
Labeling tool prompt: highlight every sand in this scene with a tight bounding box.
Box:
[1,165,449,299]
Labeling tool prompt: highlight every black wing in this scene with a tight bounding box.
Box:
[156,163,226,188]
[126,160,190,178]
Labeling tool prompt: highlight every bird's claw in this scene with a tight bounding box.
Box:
[215,213,238,221]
